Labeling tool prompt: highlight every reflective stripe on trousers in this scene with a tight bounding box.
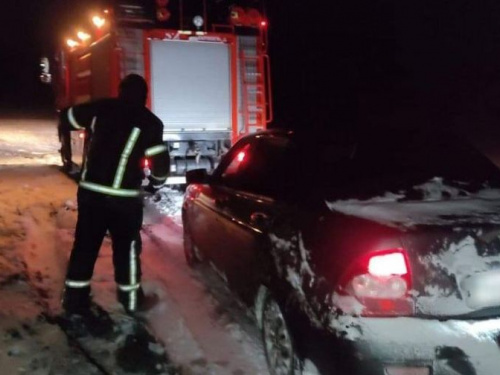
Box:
[117,240,139,311]
[65,279,91,288]
[129,240,138,311]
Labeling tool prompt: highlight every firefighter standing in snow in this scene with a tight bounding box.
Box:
[60,74,170,314]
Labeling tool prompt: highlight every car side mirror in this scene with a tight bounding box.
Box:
[186,168,209,185]
[39,57,52,84]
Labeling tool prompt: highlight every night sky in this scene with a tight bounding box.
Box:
[267,0,500,138]
[2,0,500,141]
[0,0,50,110]
[0,0,101,112]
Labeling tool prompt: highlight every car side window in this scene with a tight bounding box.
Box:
[219,136,293,197]
[221,143,252,180]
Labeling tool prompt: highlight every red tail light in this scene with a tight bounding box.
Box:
[78,131,85,139]
[143,158,150,168]
[339,249,414,316]
[368,252,408,277]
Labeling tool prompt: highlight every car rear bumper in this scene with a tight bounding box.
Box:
[331,316,500,375]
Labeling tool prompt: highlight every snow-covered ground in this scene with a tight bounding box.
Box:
[0,116,268,375]
[0,118,61,166]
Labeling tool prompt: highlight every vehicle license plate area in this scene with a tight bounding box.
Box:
[461,271,500,309]
[384,367,429,375]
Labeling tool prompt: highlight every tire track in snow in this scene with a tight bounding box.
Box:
[141,219,268,375]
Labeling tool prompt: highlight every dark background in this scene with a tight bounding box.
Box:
[0,0,100,114]
[2,0,500,146]
[267,0,500,136]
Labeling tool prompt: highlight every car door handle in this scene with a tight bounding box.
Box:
[250,212,270,226]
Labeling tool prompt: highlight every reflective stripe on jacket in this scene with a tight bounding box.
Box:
[59,98,170,195]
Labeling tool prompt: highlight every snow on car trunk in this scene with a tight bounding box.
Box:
[403,226,500,317]
[327,179,500,318]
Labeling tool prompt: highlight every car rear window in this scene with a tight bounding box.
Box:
[302,128,500,200]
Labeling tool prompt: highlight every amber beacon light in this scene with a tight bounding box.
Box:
[156,0,171,21]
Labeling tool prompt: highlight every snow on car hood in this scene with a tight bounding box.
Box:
[326,178,500,229]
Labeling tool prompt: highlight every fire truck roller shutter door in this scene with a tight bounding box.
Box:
[150,39,232,132]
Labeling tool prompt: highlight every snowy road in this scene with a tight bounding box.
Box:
[3,116,500,375]
[0,117,61,166]
[0,117,268,374]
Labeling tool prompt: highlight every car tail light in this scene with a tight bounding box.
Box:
[339,249,414,316]
[368,252,407,276]
[143,158,150,168]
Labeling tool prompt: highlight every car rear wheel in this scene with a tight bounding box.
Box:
[262,292,301,375]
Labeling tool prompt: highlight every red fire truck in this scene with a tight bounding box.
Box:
[48,0,272,183]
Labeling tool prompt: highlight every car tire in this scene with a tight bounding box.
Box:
[261,291,302,375]
[183,224,200,267]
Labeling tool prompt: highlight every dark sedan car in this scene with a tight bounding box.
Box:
[182,127,500,375]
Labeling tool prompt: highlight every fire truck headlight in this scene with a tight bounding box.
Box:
[77,31,91,42]
[66,39,79,48]
[92,16,106,29]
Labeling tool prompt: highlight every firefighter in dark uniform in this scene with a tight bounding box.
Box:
[60,74,170,314]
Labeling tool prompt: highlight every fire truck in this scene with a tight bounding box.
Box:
[48,0,272,184]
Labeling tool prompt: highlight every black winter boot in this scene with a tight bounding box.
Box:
[62,286,91,315]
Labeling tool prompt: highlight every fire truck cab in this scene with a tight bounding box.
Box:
[48,0,272,183]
